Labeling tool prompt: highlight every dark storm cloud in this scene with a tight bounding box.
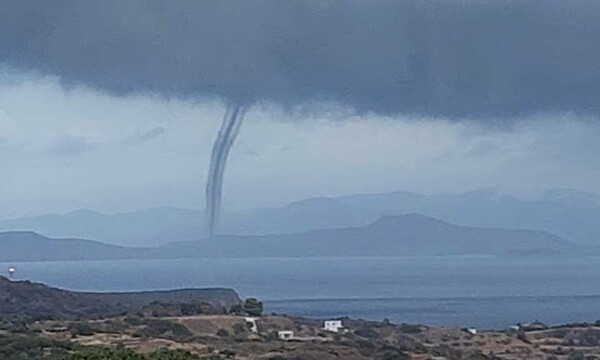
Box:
[1,0,600,118]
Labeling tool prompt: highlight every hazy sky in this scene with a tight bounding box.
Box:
[1,70,599,219]
[0,1,599,218]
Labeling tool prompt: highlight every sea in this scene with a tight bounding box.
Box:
[2,256,600,330]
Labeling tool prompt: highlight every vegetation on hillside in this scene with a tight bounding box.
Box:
[0,276,240,323]
[0,332,72,360]
[65,348,205,360]
[5,278,600,359]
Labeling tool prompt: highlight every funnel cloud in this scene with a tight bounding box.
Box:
[205,104,246,237]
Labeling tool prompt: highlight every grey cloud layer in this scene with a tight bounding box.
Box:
[1,1,600,118]
[137,126,166,143]
[46,135,93,157]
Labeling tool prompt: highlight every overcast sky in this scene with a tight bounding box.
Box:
[0,1,599,218]
[1,70,599,219]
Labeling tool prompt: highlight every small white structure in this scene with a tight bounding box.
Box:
[324,320,345,333]
[278,330,294,340]
[506,325,520,334]
[464,328,477,335]
[7,266,15,279]
[244,317,258,333]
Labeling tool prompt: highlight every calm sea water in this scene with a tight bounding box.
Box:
[2,256,600,329]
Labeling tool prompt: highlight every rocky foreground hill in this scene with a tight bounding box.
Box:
[0,276,240,321]
[4,308,600,359]
[1,277,600,359]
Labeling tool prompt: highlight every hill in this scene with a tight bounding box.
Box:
[163,214,578,258]
[225,188,600,245]
[0,231,140,262]
[0,188,599,247]
[0,276,240,321]
[0,208,201,247]
[7,302,600,359]
[0,214,580,261]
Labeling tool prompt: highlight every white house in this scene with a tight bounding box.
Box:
[278,330,294,340]
[244,317,258,333]
[323,320,345,333]
[463,328,477,335]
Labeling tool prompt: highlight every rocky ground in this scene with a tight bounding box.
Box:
[2,277,599,359]
[17,314,600,359]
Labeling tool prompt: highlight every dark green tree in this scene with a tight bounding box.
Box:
[242,298,263,317]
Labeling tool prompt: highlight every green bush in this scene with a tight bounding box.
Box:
[200,355,227,360]
[65,347,202,360]
[69,321,96,336]
[567,351,585,360]
[137,320,193,342]
[229,304,242,315]
[216,329,229,338]
[232,323,247,336]
[180,302,204,316]
[398,323,422,334]
[355,326,379,338]
[0,333,72,360]
[242,298,263,317]
[124,315,143,326]
[377,351,410,360]
[149,349,201,360]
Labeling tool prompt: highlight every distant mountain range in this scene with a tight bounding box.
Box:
[0,208,201,247]
[0,188,598,247]
[0,214,583,262]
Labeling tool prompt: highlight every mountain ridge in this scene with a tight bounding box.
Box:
[1,188,599,247]
[0,214,582,262]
